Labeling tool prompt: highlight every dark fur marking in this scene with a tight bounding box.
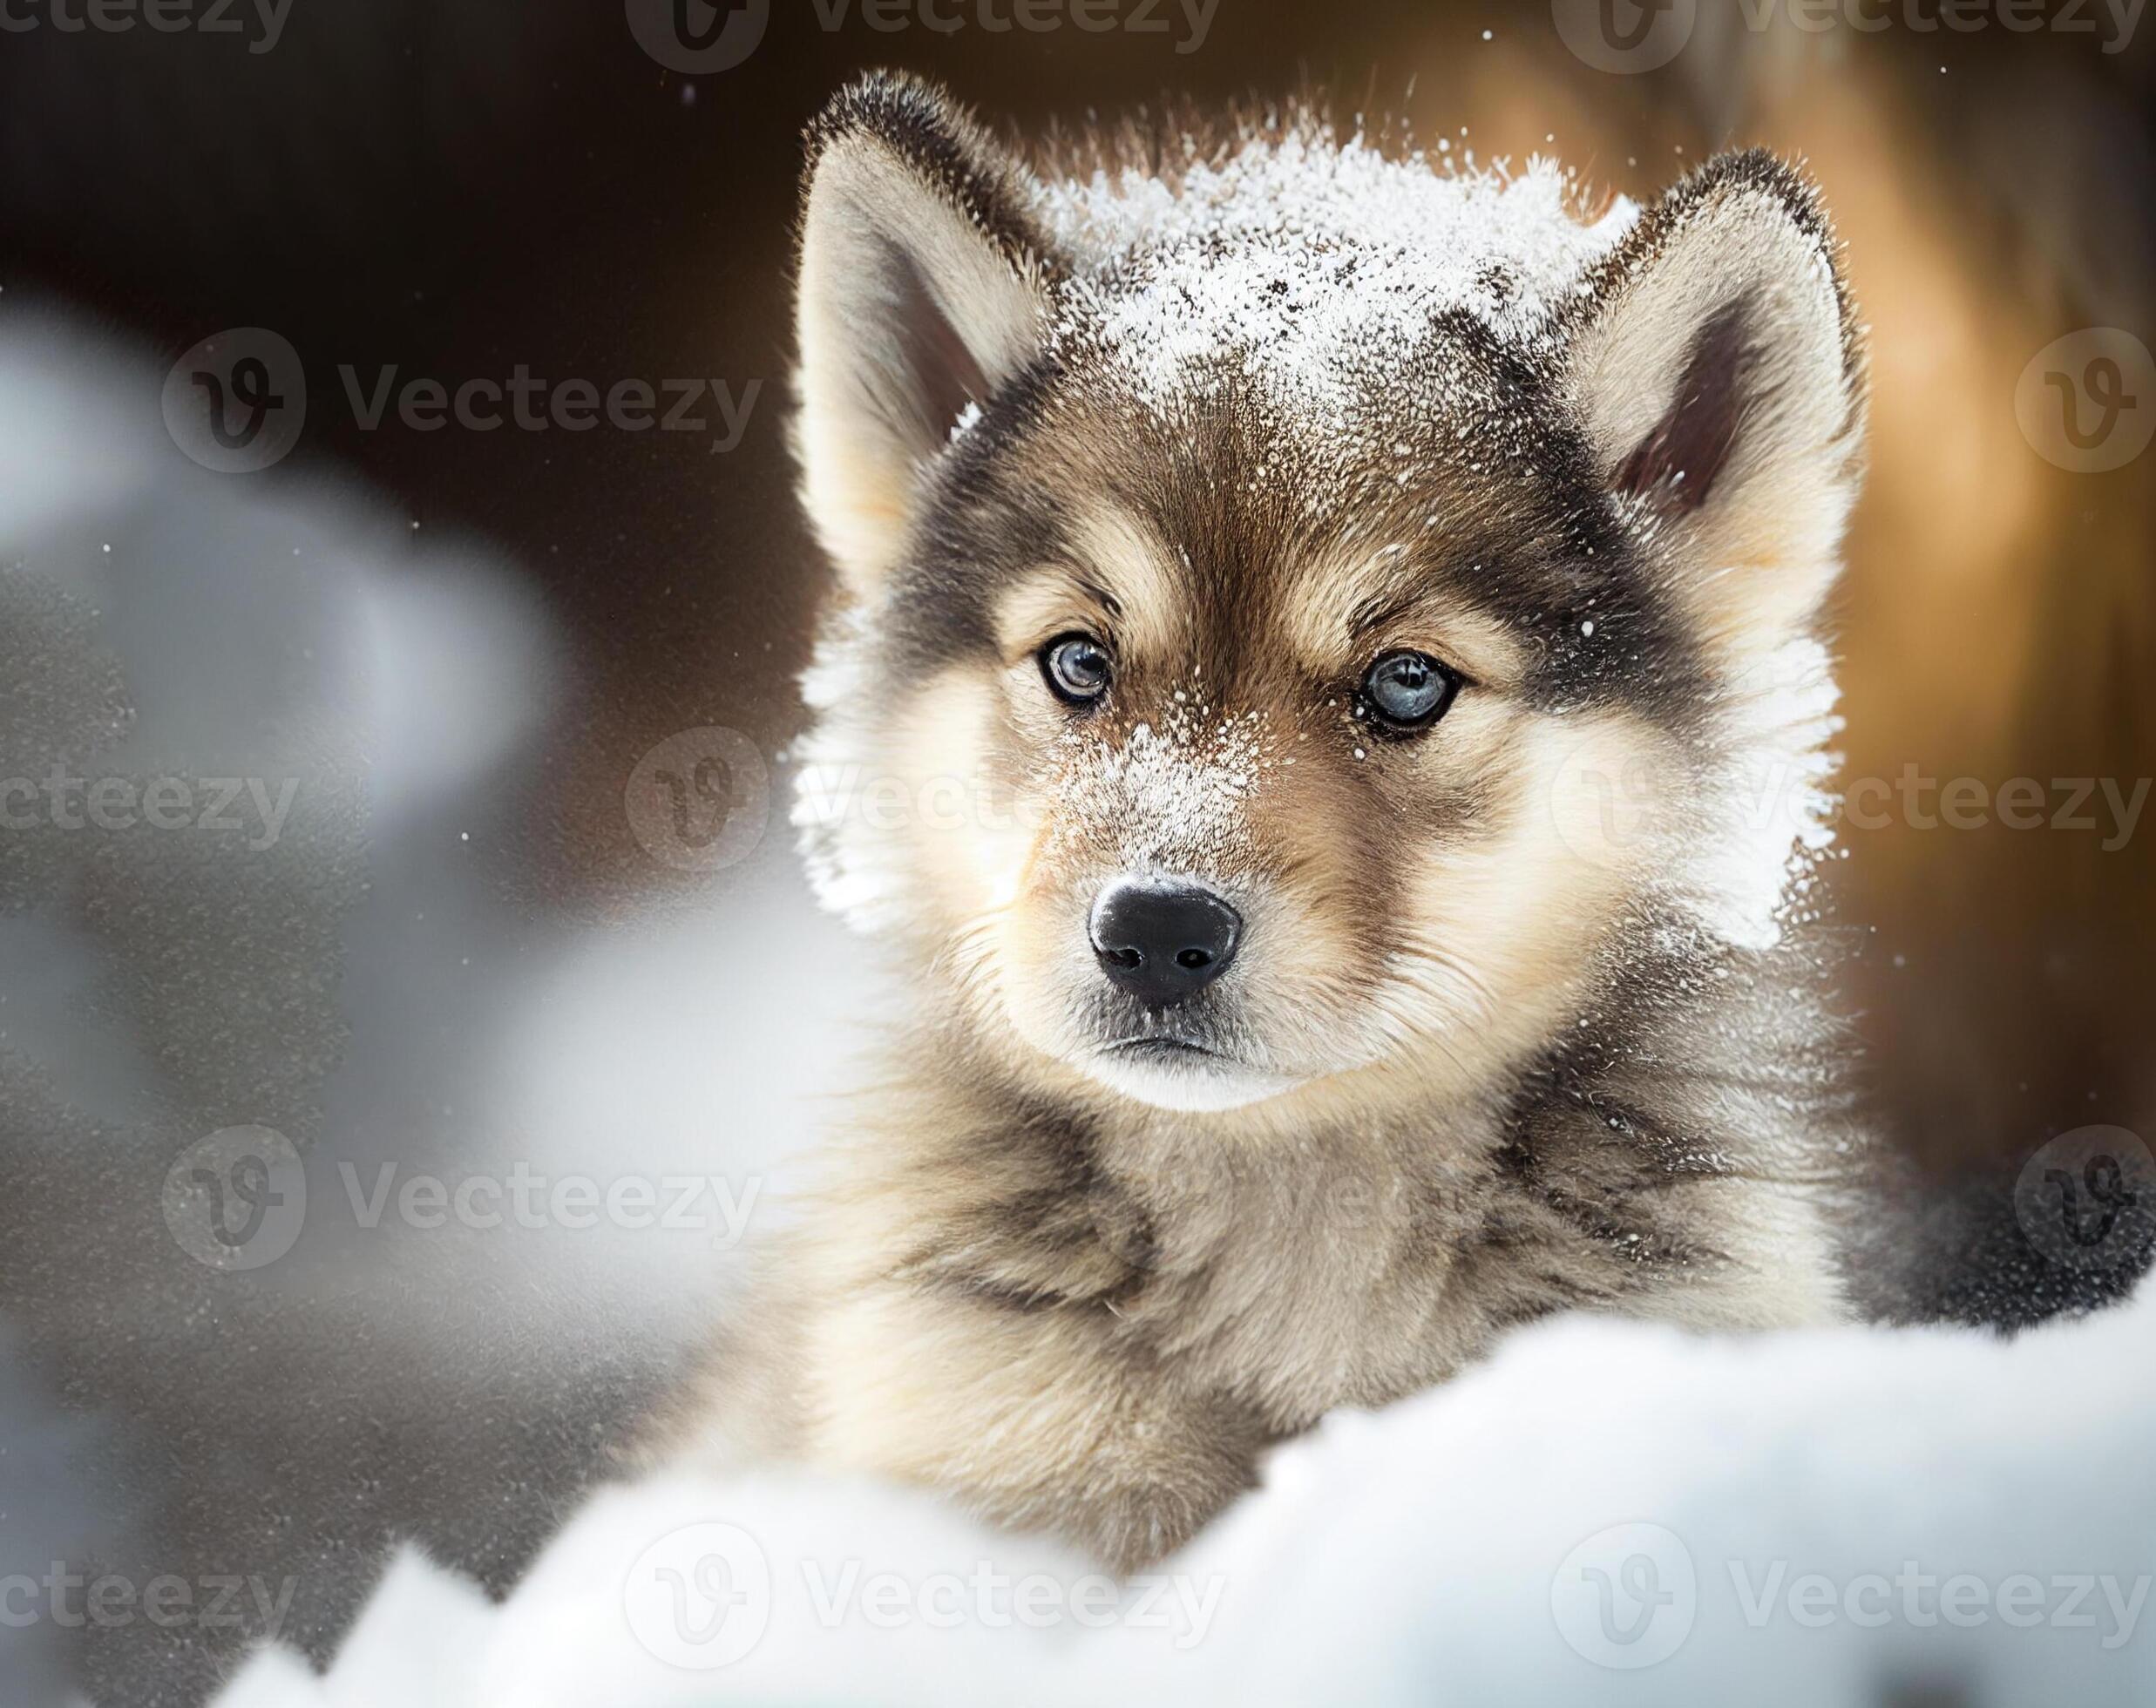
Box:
[804,71,1061,288]
[1612,296,1758,512]
[937,1272,1069,1314]
[880,238,996,446]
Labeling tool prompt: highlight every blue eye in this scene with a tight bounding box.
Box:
[1359,651,1460,733]
[1041,634,1112,706]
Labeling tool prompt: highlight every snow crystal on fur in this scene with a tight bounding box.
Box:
[1042,136,1634,429]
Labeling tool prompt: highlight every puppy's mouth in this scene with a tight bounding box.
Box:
[1100,1034,1224,1062]
[1081,1027,1298,1112]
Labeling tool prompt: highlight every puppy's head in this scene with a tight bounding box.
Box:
[790,75,1863,1114]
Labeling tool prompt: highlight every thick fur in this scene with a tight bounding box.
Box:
[651,73,1875,1571]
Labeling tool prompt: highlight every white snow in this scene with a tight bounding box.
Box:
[213,1281,2156,1705]
[1039,125,1636,438]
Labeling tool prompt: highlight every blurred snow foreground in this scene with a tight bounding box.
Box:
[217,1285,2156,1707]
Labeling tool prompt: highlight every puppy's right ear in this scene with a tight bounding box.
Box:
[796,74,1054,595]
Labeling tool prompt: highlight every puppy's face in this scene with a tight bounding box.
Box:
[814,392,1676,1115]
[790,78,1863,1114]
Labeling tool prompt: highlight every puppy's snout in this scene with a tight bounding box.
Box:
[1088,877,1242,1008]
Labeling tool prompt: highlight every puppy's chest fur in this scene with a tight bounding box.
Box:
[655,958,1858,1571]
[860,1083,1509,1428]
[810,964,1853,1441]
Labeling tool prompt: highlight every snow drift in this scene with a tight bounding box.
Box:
[214,1280,2156,1707]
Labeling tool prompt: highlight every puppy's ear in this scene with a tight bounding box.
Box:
[796,74,1054,595]
[1564,151,1865,657]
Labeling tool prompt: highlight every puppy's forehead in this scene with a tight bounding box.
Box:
[984,319,1597,632]
[907,322,1698,716]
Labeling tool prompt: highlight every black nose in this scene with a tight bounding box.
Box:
[1088,878,1242,1008]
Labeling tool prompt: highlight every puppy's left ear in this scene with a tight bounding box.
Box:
[796,74,1055,596]
[1564,152,1866,657]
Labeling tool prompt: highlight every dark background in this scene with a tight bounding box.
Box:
[0,1,2151,1701]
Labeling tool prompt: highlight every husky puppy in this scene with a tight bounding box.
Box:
[658,71,1871,1571]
